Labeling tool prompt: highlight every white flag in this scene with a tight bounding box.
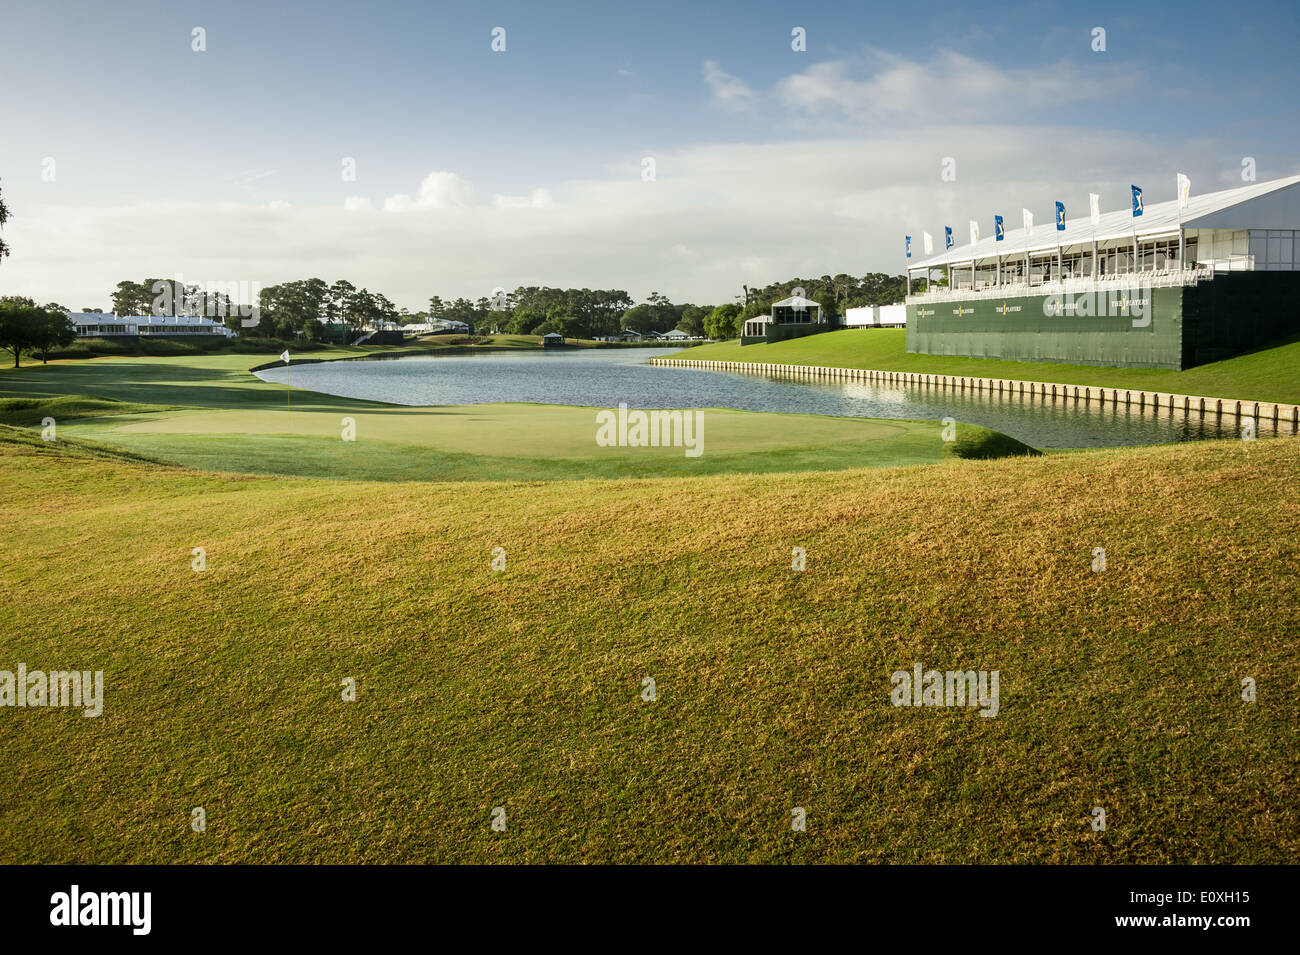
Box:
[1022,208,1033,233]
[969,220,980,244]
[280,350,290,363]
[1089,193,1101,225]
[923,231,934,255]
[1177,173,1191,208]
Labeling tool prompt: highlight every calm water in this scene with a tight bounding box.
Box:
[254,347,1273,449]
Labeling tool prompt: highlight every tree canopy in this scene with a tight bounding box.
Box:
[0,297,74,367]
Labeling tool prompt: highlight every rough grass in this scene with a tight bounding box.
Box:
[0,395,181,426]
[0,436,1295,863]
[686,329,1300,404]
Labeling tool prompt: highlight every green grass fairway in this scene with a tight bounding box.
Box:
[684,329,1300,404]
[0,352,1032,480]
[1,433,1296,863]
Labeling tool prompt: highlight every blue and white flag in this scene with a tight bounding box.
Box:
[1055,201,1066,231]
[905,235,912,259]
[994,215,1005,241]
[1131,185,1143,217]
[944,226,953,249]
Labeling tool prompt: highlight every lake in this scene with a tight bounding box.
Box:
[254,347,1265,449]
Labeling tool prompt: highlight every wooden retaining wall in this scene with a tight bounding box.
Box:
[649,357,1300,429]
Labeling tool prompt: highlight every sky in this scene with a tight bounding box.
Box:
[1,0,1297,311]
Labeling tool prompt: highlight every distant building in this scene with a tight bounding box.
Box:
[661,328,689,340]
[542,332,565,347]
[69,313,235,338]
[741,294,837,345]
[844,305,907,328]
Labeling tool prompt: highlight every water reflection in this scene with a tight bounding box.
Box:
[254,348,1289,450]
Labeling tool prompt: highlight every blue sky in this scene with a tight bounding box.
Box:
[2,0,1297,309]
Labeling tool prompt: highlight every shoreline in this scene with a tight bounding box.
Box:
[651,356,1300,429]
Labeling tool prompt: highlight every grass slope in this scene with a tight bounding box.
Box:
[684,329,1300,404]
[0,437,1296,863]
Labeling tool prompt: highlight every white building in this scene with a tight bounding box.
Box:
[844,305,907,328]
[70,313,236,338]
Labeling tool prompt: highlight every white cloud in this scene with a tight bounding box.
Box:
[343,196,374,212]
[706,49,1146,129]
[6,122,1210,312]
[382,171,476,212]
[703,59,757,112]
[492,188,554,209]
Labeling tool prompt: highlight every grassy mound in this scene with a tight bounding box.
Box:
[0,394,182,427]
[0,436,1295,863]
[946,424,1041,460]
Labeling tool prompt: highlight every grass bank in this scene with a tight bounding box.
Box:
[683,329,1300,405]
[0,434,1295,862]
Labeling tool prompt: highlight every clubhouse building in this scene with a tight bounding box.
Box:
[70,313,236,338]
[904,175,1300,369]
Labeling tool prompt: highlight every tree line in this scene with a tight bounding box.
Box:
[0,296,75,367]
[87,270,916,345]
[2,175,912,353]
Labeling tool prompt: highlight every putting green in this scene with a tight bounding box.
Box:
[3,351,1035,481]
[84,403,898,454]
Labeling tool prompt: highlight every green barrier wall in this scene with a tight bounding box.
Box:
[1183,272,1300,366]
[742,320,840,346]
[907,273,1300,369]
[907,287,1184,368]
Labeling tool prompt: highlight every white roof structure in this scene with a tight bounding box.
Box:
[133,315,229,328]
[772,295,821,310]
[909,174,1300,270]
[70,312,132,324]
[70,313,230,328]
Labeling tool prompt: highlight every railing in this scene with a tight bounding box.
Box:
[907,264,1216,304]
